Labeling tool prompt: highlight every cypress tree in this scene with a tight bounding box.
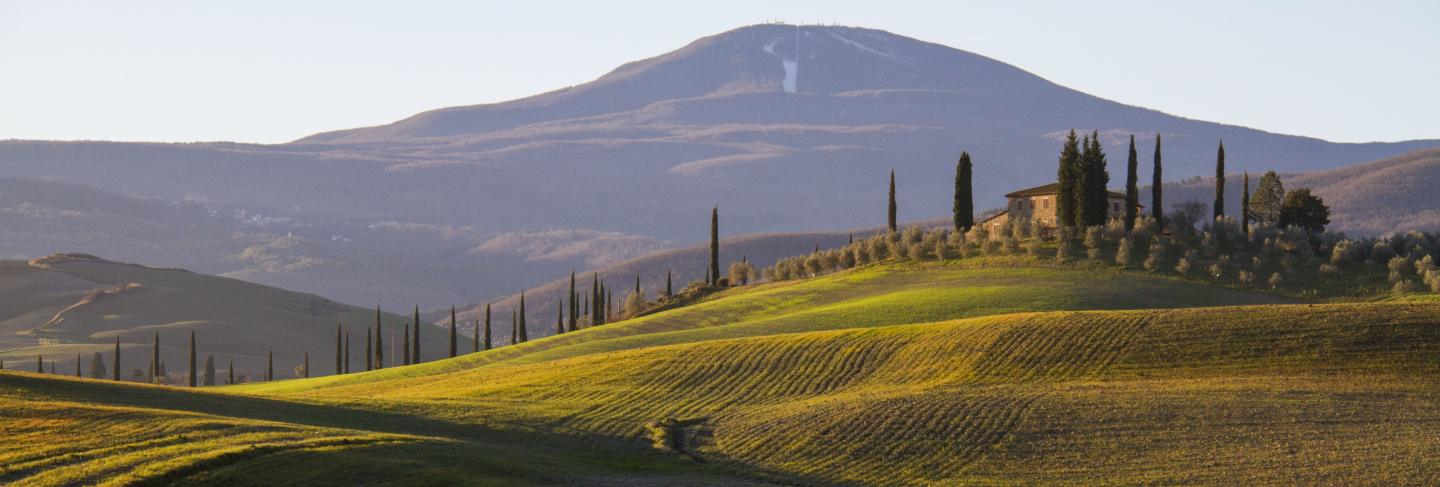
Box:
[76,353,82,377]
[38,354,44,374]
[203,355,215,386]
[91,352,109,379]
[483,304,492,350]
[449,306,457,358]
[150,332,159,384]
[635,273,641,294]
[402,323,411,365]
[303,352,310,379]
[1214,141,1226,221]
[518,293,528,342]
[887,170,897,233]
[266,351,273,382]
[112,337,121,381]
[1124,134,1139,230]
[1056,129,1082,227]
[412,306,420,364]
[1077,132,1110,227]
[1152,133,1164,231]
[336,324,343,375]
[374,307,384,370]
[510,310,518,345]
[365,327,373,372]
[591,274,600,324]
[606,290,614,323]
[344,331,350,374]
[568,271,578,332]
[665,269,673,298]
[228,360,234,385]
[556,299,564,335]
[596,282,604,325]
[188,330,196,387]
[954,152,973,231]
[710,207,721,286]
[1241,172,1251,234]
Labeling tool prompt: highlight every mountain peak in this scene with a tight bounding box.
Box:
[293,24,1050,144]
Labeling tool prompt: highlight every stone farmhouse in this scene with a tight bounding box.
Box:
[979,183,1137,235]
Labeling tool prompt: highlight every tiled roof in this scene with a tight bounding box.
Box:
[1004,182,1127,199]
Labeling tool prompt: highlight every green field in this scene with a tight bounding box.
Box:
[4,260,1438,485]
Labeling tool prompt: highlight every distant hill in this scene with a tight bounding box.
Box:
[2,24,1435,310]
[0,254,444,380]
[1157,147,1440,236]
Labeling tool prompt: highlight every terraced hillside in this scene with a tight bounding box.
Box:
[4,262,1437,485]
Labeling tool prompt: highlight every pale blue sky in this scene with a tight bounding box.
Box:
[2,0,1436,144]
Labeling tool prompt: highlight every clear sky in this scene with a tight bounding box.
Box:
[2,0,1436,144]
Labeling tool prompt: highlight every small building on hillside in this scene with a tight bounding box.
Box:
[979,183,1137,236]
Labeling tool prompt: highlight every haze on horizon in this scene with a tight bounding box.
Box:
[1,0,1436,144]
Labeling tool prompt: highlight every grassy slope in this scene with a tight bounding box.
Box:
[6,260,1438,485]
[242,258,1296,394]
[0,255,445,378]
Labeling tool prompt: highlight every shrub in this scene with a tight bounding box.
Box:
[1330,239,1362,265]
[803,254,823,277]
[1115,237,1135,267]
[1175,257,1192,276]
[1268,272,1284,288]
[932,239,949,261]
[1416,255,1437,276]
[1318,263,1339,277]
[729,261,755,285]
[1208,263,1225,281]
[1056,238,1075,261]
[1000,236,1020,255]
[1143,239,1165,272]
[982,238,1002,255]
[1237,270,1256,287]
[624,291,647,317]
[1024,239,1043,257]
[1392,279,1420,296]
[1200,232,1219,258]
[1084,227,1105,260]
[1425,270,1440,293]
[851,244,869,266]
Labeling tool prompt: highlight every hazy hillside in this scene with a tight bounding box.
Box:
[2,24,1435,311]
[1157,147,1440,236]
[0,254,444,380]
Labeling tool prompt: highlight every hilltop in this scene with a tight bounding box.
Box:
[0,254,443,380]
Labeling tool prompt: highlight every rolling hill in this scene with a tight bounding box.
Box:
[1160,146,1440,236]
[4,260,1437,485]
[1,24,1436,311]
[0,254,445,380]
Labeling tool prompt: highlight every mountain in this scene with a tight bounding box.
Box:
[0,253,444,379]
[1158,147,1440,236]
[1,24,1435,309]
